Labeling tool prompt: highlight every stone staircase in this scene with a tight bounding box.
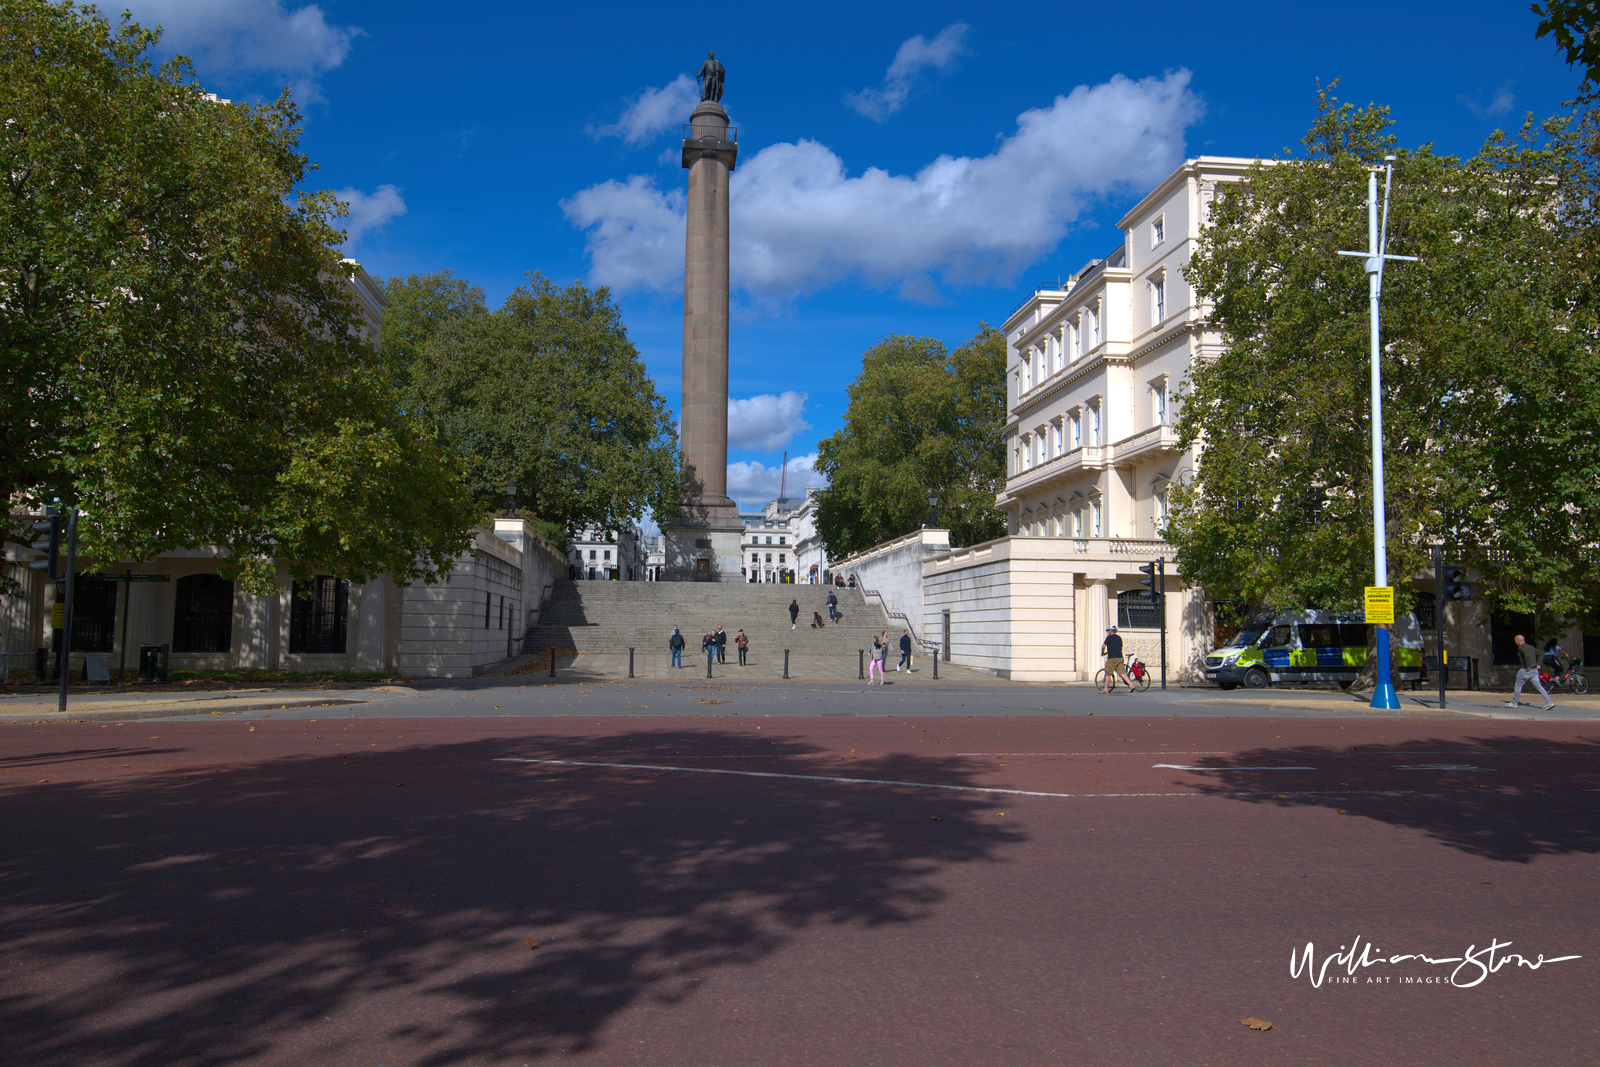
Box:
[526,580,922,661]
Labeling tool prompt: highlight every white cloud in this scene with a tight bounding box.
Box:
[128,1,361,99]
[1459,87,1515,119]
[564,70,1203,302]
[847,23,969,121]
[728,392,811,452]
[727,452,827,507]
[593,74,701,144]
[335,184,405,246]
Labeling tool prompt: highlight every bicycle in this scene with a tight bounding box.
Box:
[1095,656,1151,692]
[1539,658,1590,695]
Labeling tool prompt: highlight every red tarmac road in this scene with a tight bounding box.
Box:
[1,713,1596,1066]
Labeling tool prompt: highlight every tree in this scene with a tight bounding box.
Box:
[379,270,487,382]
[0,0,478,594]
[1171,86,1600,630]
[408,274,680,537]
[815,327,1008,559]
[1534,0,1600,84]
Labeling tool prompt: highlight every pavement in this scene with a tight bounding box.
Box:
[0,711,1594,1066]
[6,668,1600,724]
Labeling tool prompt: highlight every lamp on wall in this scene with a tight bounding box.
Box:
[503,480,518,518]
[926,492,940,528]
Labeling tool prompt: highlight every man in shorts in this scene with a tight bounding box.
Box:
[1100,625,1134,694]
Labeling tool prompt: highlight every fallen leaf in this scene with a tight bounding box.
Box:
[1240,1017,1273,1031]
[930,816,943,822]
[524,937,538,950]
[512,817,524,822]
[1337,808,1347,814]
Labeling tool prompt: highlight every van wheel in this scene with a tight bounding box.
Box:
[1338,680,1355,690]
[1243,667,1269,689]
[1216,682,1239,691]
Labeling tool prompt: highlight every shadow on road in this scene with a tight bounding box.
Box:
[1182,734,1600,863]
[0,729,1024,1065]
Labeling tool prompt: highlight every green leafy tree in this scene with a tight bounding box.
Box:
[408,274,680,537]
[1171,86,1600,630]
[0,0,478,594]
[379,270,487,382]
[815,327,1008,558]
[1533,0,1600,84]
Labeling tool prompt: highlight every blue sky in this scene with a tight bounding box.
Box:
[130,1,1582,511]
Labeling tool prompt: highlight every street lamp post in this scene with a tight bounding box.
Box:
[926,492,939,528]
[503,480,518,519]
[1338,157,1417,711]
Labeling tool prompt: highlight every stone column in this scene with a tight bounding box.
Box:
[662,96,745,580]
[1082,578,1111,679]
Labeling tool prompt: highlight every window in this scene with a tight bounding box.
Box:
[779,554,786,563]
[1090,308,1101,347]
[1154,491,1168,531]
[1072,509,1083,537]
[68,575,116,652]
[1054,514,1065,536]
[589,550,596,559]
[603,550,611,560]
[779,537,786,545]
[765,536,772,545]
[1069,412,1081,448]
[1089,404,1101,446]
[485,590,492,627]
[289,576,348,653]
[766,553,772,563]
[172,573,233,652]
[1091,501,1102,537]
[498,596,505,630]
[1153,382,1168,425]
[1118,589,1161,629]
[752,554,759,564]
[1151,215,1165,246]
[1021,434,1032,470]
[1491,612,1536,665]
[1052,330,1063,373]
[1152,276,1166,323]
[1051,421,1063,457]
[1022,351,1032,390]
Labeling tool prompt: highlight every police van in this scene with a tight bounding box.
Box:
[1204,609,1424,690]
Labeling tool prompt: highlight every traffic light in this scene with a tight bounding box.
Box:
[28,510,60,579]
[1138,559,1162,603]
[1443,566,1472,601]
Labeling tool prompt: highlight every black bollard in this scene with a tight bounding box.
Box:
[783,649,790,679]
[858,649,865,680]
[706,646,714,679]
[933,650,939,680]
[549,647,556,677]
[628,647,634,678]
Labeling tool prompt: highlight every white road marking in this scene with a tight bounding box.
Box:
[958,752,1235,756]
[493,758,1409,799]
[1153,764,1317,771]
[1393,764,1495,771]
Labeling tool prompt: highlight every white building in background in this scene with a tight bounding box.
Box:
[568,523,644,581]
[643,535,664,581]
[789,487,830,584]
[833,157,1255,680]
[741,498,802,582]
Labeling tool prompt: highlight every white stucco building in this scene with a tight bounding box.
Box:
[568,524,644,581]
[914,156,1256,680]
[742,498,802,582]
[789,488,830,584]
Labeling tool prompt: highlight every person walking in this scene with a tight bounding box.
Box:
[1100,625,1134,694]
[669,626,685,669]
[789,599,800,629]
[827,590,838,621]
[735,629,749,665]
[868,632,886,684]
[1508,633,1555,710]
[714,625,727,664]
[897,629,912,672]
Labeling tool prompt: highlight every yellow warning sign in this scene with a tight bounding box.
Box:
[50,602,65,629]
[1364,586,1395,625]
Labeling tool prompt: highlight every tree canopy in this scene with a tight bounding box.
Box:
[1170,86,1600,629]
[0,0,478,594]
[815,327,1008,558]
[393,272,680,538]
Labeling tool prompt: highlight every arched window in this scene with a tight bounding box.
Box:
[173,574,234,652]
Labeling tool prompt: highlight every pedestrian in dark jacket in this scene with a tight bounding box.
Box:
[898,630,912,672]
[789,599,799,629]
[827,590,838,621]
[714,625,727,663]
[735,629,749,665]
[669,626,685,668]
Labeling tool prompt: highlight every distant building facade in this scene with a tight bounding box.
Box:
[742,498,802,582]
[568,523,644,581]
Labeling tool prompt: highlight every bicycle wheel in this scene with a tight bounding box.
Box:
[1094,669,1108,689]
[1573,672,1590,696]
[1133,671,1151,692]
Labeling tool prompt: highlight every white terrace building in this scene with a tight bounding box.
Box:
[917,157,1257,680]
